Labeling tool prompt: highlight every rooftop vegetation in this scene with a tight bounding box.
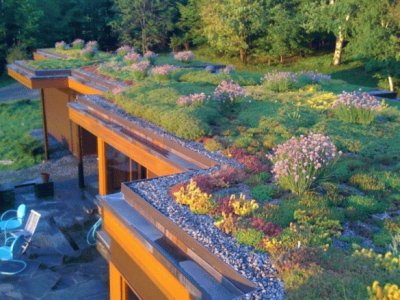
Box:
[93,49,399,298]
[7,42,400,297]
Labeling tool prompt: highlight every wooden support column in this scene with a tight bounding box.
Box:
[77,126,85,189]
[97,137,107,196]
[40,89,49,160]
[110,262,128,300]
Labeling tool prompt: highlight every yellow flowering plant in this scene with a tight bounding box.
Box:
[173,179,215,214]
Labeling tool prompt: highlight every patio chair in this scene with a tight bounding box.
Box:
[0,234,27,275]
[6,210,41,254]
[86,218,102,246]
[0,204,26,232]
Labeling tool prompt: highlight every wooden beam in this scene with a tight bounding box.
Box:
[68,78,104,95]
[97,137,107,196]
[69,107,183,177]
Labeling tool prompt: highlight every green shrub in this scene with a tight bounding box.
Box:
[335,105,377,125]
[345,195,384,221]
[350,173,385,192]
[245,172,271,186]
[6,46,28,63]
[234,228,264,248]
[203,138,223,152]
[250,184,275,202]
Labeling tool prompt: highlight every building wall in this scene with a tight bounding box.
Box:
[43,88,97,157]
[43,88,73,152]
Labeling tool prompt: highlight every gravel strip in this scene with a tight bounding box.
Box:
[128,172,284,300]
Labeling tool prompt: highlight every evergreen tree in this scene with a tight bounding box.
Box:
[111,0,176,53]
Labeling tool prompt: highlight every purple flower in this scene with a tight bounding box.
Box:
[213,80,245,102]
[263,72,298,83]
[333,91,381,111]
[298,71,331,82]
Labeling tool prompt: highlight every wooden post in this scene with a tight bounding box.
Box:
[97,138,107,196]
[110,262,127,300]
[77,126,85,189]
[40,89,49,160]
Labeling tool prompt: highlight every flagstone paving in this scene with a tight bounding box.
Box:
[0,162,108,299]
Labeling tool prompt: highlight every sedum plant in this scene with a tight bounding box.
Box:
[368,281,400,300]
[173,179,215,214]
[214,212,237,234]
[333,91,382,125]
[229,193,259,216]
[267,133,340,195]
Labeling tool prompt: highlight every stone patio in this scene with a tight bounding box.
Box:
[0,168,108,299]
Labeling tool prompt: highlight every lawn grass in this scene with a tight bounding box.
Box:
[0,73,13,88]
[0,100,43,171]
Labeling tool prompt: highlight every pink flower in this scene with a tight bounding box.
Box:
[174,51,194,62]
[267,133,340,195]
[124,52,142,63]
[213,80,245,102]
[176,93,206,106]
[150,65,179,76]
[116,45,133,56]
[130,61,150,73]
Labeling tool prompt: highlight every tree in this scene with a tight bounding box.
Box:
[200,0,267,64]
[0,0,42,73]
[175,0,205,50]
[262,3,305,63]
[349,0,400,91]
[301,0,359,65]
[111,0,176,53]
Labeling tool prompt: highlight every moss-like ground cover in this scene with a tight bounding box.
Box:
[0,100,43,171]
[17,48,400,298]
[28,50,112,70]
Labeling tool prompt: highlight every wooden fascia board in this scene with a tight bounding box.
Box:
[69,106,184,176]
[68,77,104,95]
[102,205,192,300]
